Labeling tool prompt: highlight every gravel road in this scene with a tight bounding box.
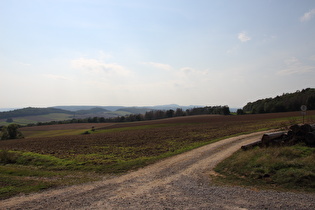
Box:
[1,131,315,209]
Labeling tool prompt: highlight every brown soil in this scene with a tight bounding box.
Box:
[20,123,113,131]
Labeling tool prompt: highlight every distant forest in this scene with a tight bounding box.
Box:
[28,106,230,126]
[242,88,315,114]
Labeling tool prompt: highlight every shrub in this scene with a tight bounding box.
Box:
[82,131,90,135]
[0,150,18,164]
[0,124,24,140]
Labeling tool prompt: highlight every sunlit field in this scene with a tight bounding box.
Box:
[1,111,315,199]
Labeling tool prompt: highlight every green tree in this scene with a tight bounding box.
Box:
[175,108,185,117]
[0,124,24,140]
[307,95,315,110]
[0,126,9,140]
[237,109,244,115]
[166,109,175,118]
[222,106,231,115]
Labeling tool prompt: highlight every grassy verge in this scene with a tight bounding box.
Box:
[0,150,103,200]
[212,144,315,193]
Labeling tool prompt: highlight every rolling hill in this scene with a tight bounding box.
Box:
[0,104,202,126]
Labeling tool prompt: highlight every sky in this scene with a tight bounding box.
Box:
[1,0,315,109]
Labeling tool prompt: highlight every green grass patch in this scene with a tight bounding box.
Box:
[0,164,102,200]
[0,174,53,200]
[0,150,103,200]
[0,150,82,169]
[213,145,315,192]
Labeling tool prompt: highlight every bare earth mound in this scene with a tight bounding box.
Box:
[1,131,314,209]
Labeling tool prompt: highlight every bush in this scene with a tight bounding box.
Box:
[82,131,90,135]
[0,150,18,164]
[0,124,24,140]
[237,109,244,115]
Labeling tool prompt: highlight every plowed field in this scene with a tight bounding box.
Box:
[1,111,314,167]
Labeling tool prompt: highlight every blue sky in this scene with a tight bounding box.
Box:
[1,0,315,108]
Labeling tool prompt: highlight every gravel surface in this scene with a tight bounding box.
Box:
[1,131,315,209]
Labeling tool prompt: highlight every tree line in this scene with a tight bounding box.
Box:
[25,105,231,126]
[241,88,315,114]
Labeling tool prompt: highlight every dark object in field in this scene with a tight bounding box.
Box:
[306,131,315,146]
[261,132,286,146]
[241,123,315,150]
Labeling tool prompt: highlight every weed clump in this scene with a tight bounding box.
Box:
[0,150,19,164]
[82,131,90,135]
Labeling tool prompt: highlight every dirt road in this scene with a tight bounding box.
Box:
[1,131,315,209]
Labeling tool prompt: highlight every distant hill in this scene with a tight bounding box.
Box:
[73,107,119,119]
[52,104,200,112]
[116,107,153,115]
[75,107,110,115]
[0,104,203,126]
[0,107,73,119]
[0,108,19,112]
[243,88,315,114]
[147,104,200,111]
[52,106,125,112]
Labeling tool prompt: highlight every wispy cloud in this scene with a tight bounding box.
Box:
[300,8,315,22]
[71,58,130,76]
[141,62,173,71]
[277,57,315,75]
[238,31,251,42]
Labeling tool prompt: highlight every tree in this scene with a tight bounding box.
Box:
[237,109,244,115]
[166,109,175,118]
[222,106,231,115]
[144,111,154,120]
[0,126,9,140]
[175,108,185,117]
[307,95,315,110]
[242,88,315,113]
[0,124,24,140]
